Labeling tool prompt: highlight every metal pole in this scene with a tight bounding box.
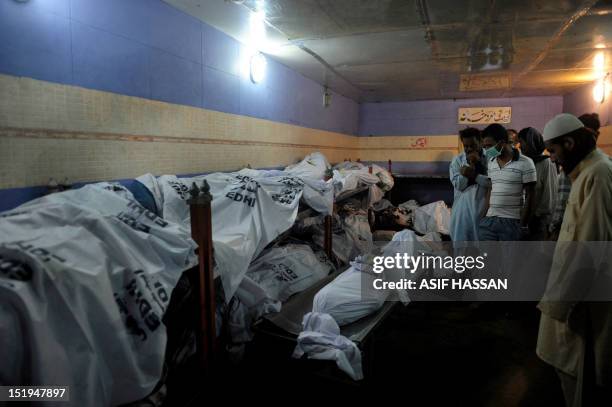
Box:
[188,181,216,374]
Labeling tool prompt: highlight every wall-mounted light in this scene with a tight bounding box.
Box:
[592,48,609,103]
[593,74,610,103]
[593,79,605,103]
[250,52,266,83]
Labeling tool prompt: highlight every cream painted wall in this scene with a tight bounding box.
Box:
[0,74,460,189]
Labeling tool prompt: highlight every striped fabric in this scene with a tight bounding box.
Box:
[550,170,572,232]
[486,150,537,219]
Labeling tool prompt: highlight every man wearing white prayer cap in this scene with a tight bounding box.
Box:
[537,113,612,406]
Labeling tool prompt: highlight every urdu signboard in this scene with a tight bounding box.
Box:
[458,107,512,124]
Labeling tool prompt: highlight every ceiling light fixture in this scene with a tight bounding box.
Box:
[250,52,267,83]
[249,10,266,47]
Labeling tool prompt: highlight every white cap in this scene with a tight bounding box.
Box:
[542,113,584,142]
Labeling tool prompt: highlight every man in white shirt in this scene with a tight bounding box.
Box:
[479,123,537,241]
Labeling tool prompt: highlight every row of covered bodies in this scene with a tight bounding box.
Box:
[0,151,451,405]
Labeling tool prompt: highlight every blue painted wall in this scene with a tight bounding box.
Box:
[359,96,564,136]
[563,82,611,126]
[0,0,359,135]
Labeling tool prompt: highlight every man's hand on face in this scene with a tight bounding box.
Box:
[460,165,476,180]
[466,151,480,165]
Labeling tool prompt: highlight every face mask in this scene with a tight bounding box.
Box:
[485,144,502,160]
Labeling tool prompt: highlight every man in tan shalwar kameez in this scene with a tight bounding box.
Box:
[538,113,612,406]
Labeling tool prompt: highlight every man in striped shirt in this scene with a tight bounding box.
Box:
[479,123,537,241]
[549,170,571,239]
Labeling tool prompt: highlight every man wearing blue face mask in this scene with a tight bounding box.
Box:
[479,123,537,241]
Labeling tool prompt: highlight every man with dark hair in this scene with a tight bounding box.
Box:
[537,113,612,406]
[518,127,558,240]
[578,112,601,139]
[479,123,537,241]
[507,128,519,148]
[449,127,490,241]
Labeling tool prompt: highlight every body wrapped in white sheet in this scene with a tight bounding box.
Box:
[283,152,334,214]
[228,245,333,346]
[293,230,441,380]
[284,152,331,180]
[413,200,451,235]
[293,312,363,380]
[304,211,373,266]
[138,170,306,299]
[292,260,384,381]
[0,184,197,407]
[312,260,388,326]
[331,162,393,205]
[246,244,333,302]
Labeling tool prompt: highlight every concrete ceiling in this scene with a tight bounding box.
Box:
[164,0,612,102]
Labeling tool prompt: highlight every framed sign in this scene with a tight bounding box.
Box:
[458,107,511,124]
[460,73,511,91]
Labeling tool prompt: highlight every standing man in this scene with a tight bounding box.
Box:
[508,128,520,149]
[479,123,537,241]
[537,113,612,406]
[550,113,603,240]
[517,127,558,240]
[449,127,490,241]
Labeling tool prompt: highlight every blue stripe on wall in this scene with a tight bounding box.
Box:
[0,0,359,135]
[0,163,451,212]
[0,186,49,213]
[0,166,284,213]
